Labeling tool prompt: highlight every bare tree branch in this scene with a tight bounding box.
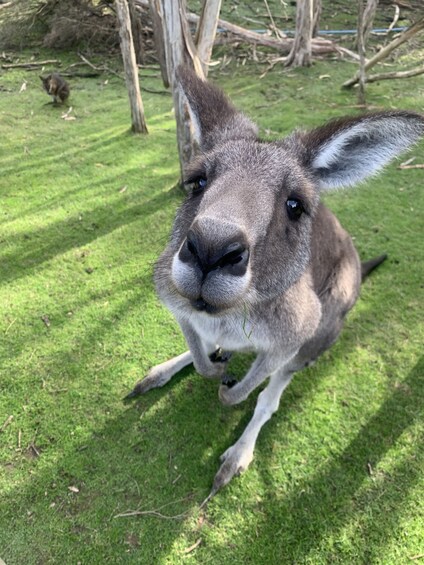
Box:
[365,64,424,82]
[343,16,424,88]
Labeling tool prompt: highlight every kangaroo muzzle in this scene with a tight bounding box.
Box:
[172,217,251,312]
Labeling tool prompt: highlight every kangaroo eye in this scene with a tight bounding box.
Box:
[286,198,304,221]
[191,176,207,195]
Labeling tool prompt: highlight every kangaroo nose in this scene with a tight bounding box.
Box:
[181,229,249,276]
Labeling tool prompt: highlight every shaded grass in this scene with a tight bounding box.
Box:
[0,51,423,564]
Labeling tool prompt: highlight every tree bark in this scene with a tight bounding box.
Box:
[161,0,204,176]
[195,0,222,76]
[285,0,314,67]
[362,0,379,44]
[148,0,169,87]
[128,0,144,65]
[357,0,367,105]
[115,0,148,133]
[312,0,322,38]
[354,0,378,49]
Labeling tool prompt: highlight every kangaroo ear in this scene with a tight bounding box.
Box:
[300,112,424,190]
[176,66,258,151]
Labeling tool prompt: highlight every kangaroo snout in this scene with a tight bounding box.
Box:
[172,218,252,311]
[181,228,249,277]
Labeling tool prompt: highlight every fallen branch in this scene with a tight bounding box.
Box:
[182,539,202,554]
[114,508,188,519]
[343,16,424,88]
[61,71,102,78]
[363,65,424,83]
[62,61,102,78]
[193,12,338,56]
[139,85,170,95]
[335,45,363,62]
[78,53,122,79]
[398,163,424,169]
[1,59,61,69]
[1,415,13,432]
[114,497,191,520]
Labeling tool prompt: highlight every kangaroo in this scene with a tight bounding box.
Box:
[40,73,70,104]
[126,67,424,499]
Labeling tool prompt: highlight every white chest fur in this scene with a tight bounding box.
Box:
[178,307,267,353]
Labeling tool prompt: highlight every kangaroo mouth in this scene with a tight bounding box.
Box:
[190,298,219,314]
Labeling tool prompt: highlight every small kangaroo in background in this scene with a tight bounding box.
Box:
[126,67,424,500]
[40,73,70,104]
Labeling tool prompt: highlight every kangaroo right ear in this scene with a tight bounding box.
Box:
[300,111,424,190]
[176,66,258,151]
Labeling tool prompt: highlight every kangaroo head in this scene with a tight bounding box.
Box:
[168,67,423,315]
[40,75,51,91]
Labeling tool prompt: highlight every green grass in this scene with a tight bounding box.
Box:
[1,51,423,565]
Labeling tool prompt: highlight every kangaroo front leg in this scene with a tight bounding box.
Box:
[179,320,228,380]
[211,369,294,497]
[125,351,193,399]
[219,351,293,406]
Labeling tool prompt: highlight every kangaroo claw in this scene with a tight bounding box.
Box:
[221,375,237,388]
[209,348,232,364]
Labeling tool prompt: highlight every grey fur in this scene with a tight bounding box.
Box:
[127,68,424,498]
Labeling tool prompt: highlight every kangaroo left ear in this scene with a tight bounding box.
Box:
[176,66,258,151]
[300,111,424,190]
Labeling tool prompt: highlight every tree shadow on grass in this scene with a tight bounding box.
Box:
[0,181,181,286]
[1,279,199,563]
[1,114,167,179]
[248,355,424,564]
[3,287,420,565]
[1,269,157,376]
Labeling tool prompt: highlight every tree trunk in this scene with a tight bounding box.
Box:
[285,0,314,67]
[362,0,379,45]
[357,0,367,105]
[354,0,378,49]
[128,0,144,65]
[195,0,222,77]
[162,0,204,177]
[115,0,148,133]
[312,0,322,38]
[149,0,169,87]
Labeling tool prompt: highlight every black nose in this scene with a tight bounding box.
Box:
[181,229,249,276]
